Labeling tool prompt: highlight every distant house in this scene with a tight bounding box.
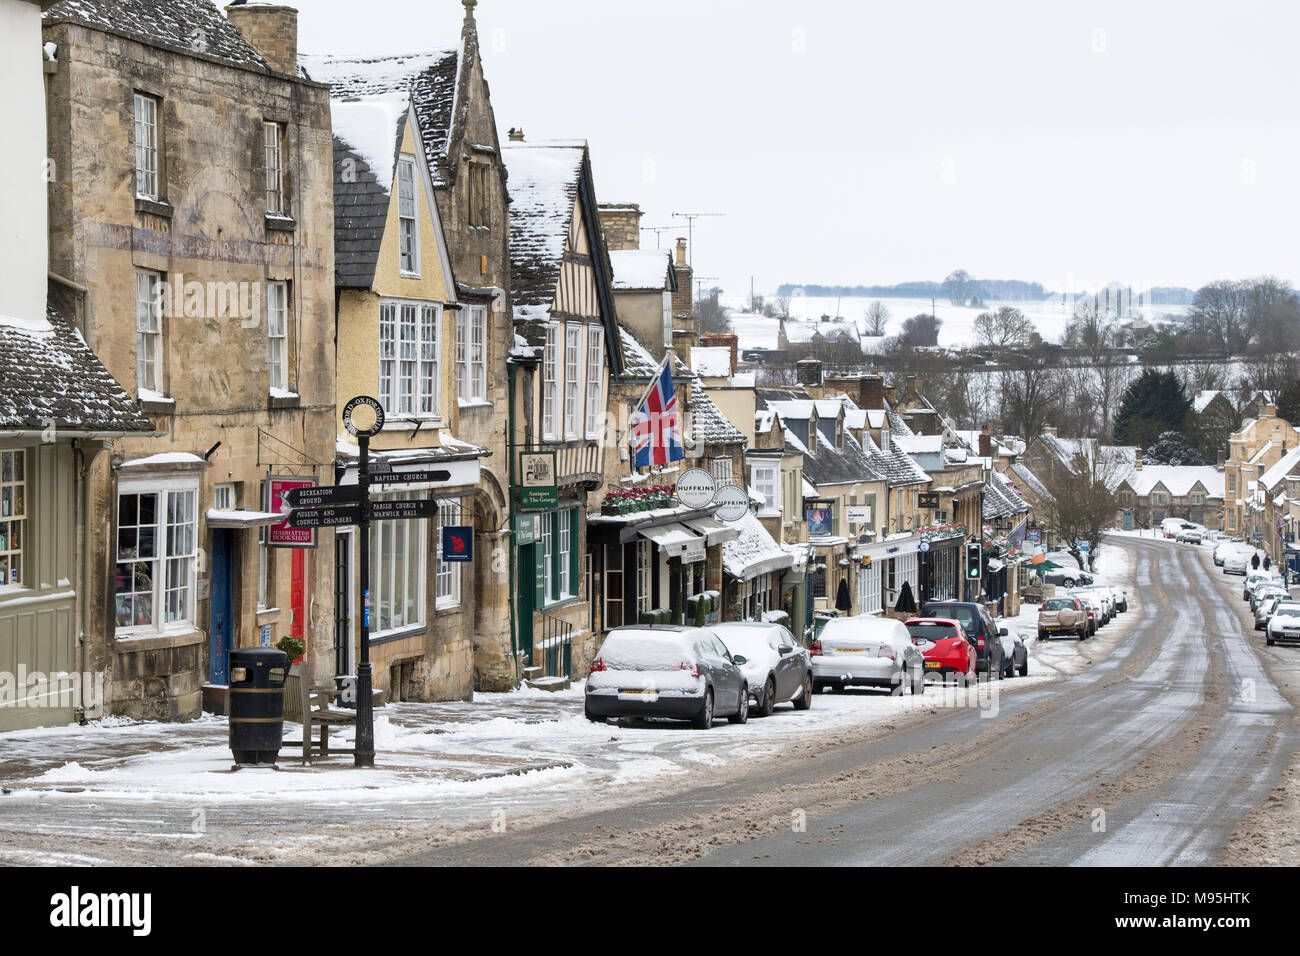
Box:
[778,316,861,352]
[1190,389,1239,463]
[1115,465,1225,531]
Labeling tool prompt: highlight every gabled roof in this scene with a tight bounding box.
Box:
[1259,447,1300,493]
[45,0,268,70]
[983,470,1031,521]
[1193,389,1228,414]
[330,94,409,290]
[301,49,462,187]
[1010,462,1054,503]
[0,305,153,434]
[1124,466,1225,498]
[691,347,732,378]
[501,141,587,313]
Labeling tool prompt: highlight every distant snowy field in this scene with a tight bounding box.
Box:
[720,294,1190,352]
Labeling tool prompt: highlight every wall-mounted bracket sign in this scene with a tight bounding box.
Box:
[675,468,718,510]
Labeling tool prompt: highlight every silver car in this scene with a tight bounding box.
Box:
[714,622,813,716]
[811,616,926,695]
[1266,603,1300,646]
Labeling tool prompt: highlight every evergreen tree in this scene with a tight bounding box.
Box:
[1113,369,1192,448]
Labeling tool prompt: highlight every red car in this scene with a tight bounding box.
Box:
[905,618,976,687]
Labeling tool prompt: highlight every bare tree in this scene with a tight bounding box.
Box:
[864,300,890,337]
[999,346,1064,438]
[974,306,1035,350]
[1039,448,1126,572]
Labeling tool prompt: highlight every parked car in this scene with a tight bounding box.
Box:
[1213,540,1243,568]
[1042,569,1093,588]
[1255,593,1291,630]
[713,622,813,716]
[1266,602,1300,646]
[1075,587,1113,625]
[1106,585,1129,613]
[1244,571,1282,603]
[904,618,976,686]
[997,628,1030,678]
[920,601,1007,679]
[585,626,748,728]
[1038,597,1088,641]
[1224,547,1261,576]
[1072,592,1103,635]
[811,616,926,695]
[1251,585,1290,617]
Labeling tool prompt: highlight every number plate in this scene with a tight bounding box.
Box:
[925,661,943,669]
[618,689,658,702]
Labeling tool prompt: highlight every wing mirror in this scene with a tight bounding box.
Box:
[779,644,794,655]
[732,655,748,666]
[998,628,1009,637]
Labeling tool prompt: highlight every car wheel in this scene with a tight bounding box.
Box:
[996,659,1005,680]
[793,672,813,711]
[584,704,604,724]
[758,677,776,717]
[1037,629,1048,642]
[729,684,749,724]
[1018,655,1029,678]
[1063,578,1076,588]
[1078,628,1086,641]
[1267,635,1276,646]
[691,688,714,729]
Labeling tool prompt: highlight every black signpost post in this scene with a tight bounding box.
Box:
[287,396,453,769]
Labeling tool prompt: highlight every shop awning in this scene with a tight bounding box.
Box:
[637,523,706,558]
[205,509,287,530]
[683,516,741,547]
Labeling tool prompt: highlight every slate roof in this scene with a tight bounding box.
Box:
[329,98,408,290]
[502,142,587,316]
[983,469,1031,521]
[1124,466,1226,498]
[0,306,153,434]
[301,50,462,187]
[610,249,673,291]
[46,0,268,70]
[1011,462,1055,503]
[722,512,794,581]
[791,427,887,488]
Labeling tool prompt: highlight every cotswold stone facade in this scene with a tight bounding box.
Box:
[43,2,337,718]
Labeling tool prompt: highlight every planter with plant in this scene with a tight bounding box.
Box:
[276,636,306,666]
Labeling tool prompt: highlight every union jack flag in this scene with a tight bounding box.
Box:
[631,360,683,468]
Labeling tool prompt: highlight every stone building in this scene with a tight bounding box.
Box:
[1115,463,1225,532]
[1223,406,1300,541]
[503,139,621,678]
[301,0,516,692]
[43,0,337,718]
[0,0,155,733]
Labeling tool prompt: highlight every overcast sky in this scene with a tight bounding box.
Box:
[292,0,1300,298]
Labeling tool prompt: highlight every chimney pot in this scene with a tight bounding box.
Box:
[508,127,525,142]
[675,238,688,266]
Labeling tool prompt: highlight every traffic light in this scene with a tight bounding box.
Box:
[965,541,983,580]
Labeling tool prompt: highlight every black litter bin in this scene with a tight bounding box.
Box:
[228,648,289,765]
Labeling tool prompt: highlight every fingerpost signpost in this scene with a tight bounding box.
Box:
[286,396,451,767]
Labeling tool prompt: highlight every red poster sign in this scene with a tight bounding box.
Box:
[266,476,318,549]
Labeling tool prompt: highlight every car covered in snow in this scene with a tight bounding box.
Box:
[904,617,976,686]
[585,626,749,728]
[1244,570,1282,603]
[1266,602,1300,646]
[713,622,813,716]
[997,628,1031,678]
[811,616,925,695]
[1038,597,1088,641]
[1223,547,1257,576]
[1255,592,1292,630]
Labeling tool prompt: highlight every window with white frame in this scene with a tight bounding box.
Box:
[267,281,288,391]
[542,326,558,439]
[379,301,439,418]
[135,270,163,395]
[709,456,733,485]
[751,462,780,513]
[397,157,419,275]
[213,483,235,510]
[857,561,882,614]
[539,511,553,599]
[585,327,604,438]
[114,479,198,632]
[133,93,159,200]
[563,324,581,439]
[0,449,27,588]
[636,538,652,618]
[455,306,487,403]
[557,510,572,599]
[369,493,424,634]
[894,552,919,603]
[436,500,462,607]
[264,120,284,214]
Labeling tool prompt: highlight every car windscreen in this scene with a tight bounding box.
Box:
[1043,599,1075,610]
[1274,605,1300,618]
[715,631,772,658]
[907,623,957,642]
[925,605,976,631]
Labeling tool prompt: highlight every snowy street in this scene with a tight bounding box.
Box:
[2,535,1294,866]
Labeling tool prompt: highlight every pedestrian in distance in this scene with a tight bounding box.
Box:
[1252,553,1261,570]
[1264,555,1272,571]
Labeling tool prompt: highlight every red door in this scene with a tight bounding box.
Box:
[291,549,305,640]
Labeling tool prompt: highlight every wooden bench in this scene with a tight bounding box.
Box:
[282,678,356,764]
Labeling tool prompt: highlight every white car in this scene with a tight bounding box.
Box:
[811,616,925,695]
[1244,571,1282,602]
[1223,547,1255,576]
[1266,603,1300,646]
[713,622,813,716]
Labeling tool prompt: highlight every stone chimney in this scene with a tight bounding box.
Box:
[859,374,885,411]
[1135,450,1143,471]
[671,238,692,316]
[699,332,738,375]
[979,428,992,460]
[507,128,525,142]
[225,4,299,76]
[1266,403,1278,418]
[1042,424,1058,438]
[797,358,824,388]
[598,203,642,251]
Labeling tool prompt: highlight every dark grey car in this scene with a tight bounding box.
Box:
[585,626,749,728]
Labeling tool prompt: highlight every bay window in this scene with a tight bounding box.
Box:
[585,327,604,438]
[114,478,198,632]
[564,324,581,439]
[379,300,439,418]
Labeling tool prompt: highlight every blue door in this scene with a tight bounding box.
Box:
[1122,510,1133,531]
[209,530,234,685]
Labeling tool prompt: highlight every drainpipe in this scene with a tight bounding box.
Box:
[506,358,519,686]
[73,443,85,723]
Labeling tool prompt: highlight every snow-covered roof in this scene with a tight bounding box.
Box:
[983,470,1030,521]
[1124,466,1225,499]
[301,49,462,187]
[1010,462,1054,503]
[0,305,154,434]
[609,249,671,291]
[330,94,409,204]
[781,318,860,345]
[1247,441,1276,466]
[691,347,733,378]
[46,0,269,70]
[1193,389,1224,414]
[1258,446,1300,492]
[722,512,795,582]
[502,142,587,314]
[894,434,944,455]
